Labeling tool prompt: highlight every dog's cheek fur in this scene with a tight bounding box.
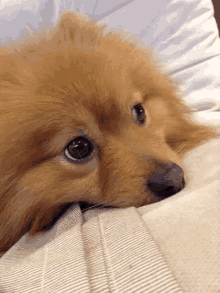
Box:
[0,159,100,252]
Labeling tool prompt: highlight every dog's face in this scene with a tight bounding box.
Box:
[0,12,216,253]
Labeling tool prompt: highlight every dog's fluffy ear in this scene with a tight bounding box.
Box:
[166,116,217,155]
[52,11,106,49]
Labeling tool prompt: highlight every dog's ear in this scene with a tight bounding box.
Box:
[53,11,106,48]
[166,115,217,155]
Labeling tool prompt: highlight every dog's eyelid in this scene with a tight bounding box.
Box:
[143,94,154,103]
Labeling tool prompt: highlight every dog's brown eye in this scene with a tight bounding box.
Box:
[64,136,94,163]
[132,103,146,125]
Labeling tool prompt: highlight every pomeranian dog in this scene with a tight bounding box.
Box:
[0,11,216,255]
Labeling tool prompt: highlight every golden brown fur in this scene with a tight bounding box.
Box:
[0,11,216,254]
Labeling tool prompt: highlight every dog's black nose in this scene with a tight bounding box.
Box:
[147,162,185,200]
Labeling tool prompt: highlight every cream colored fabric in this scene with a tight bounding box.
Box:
[0,112,220,293]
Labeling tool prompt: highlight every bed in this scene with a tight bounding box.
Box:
[0,0,220,292]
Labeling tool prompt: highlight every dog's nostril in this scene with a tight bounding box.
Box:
[147,163,185,200]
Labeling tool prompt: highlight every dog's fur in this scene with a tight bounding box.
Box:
[0,11,216,254]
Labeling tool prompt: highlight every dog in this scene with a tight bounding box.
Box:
[0,11,216,255]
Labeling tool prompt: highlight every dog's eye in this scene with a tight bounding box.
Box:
[64,136,94,163]
[132,103,146,125]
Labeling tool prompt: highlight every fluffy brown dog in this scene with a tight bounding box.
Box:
[0,11,216,254]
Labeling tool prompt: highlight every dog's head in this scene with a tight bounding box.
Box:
[0,11,216,253]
